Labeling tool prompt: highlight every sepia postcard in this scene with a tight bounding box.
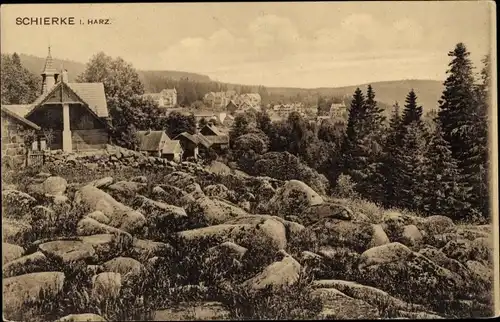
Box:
[1,1,498,321]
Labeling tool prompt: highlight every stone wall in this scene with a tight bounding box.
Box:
[1,114,31,168]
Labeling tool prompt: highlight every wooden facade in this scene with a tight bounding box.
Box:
[25,81,110,152]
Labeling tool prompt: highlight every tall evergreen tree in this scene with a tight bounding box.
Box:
[364,84,386,134]
[339,88,369,189]
[381,102,402,206]
[392,121,427,210]
[436,43,476,165]
[401,89,423,126]
[421,125,471,218]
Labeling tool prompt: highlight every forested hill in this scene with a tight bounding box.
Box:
[16,53,212,83]
[15,53,442,110]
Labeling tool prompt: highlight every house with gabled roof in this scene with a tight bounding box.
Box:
[3,47,111,152]
[199,124,229,153]
[136,130,183,162]
[174,132,212,161]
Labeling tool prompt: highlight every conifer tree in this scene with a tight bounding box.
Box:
[381,102,402,206]
[364,84,386,134]
[339,88,367,184]
[421,125,471,218]
[392,121,427,210]
[436,43,476,165]
[401,89,423,126]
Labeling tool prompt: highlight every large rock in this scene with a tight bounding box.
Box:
[76,216,132,240]
[312,280,420,312]
[91,272,122,300]
[203,184,237,202]
[440,237,492,264]
[38,240,95,263]
[299,203,353,226]
[153,302,230,321]
[186,196,248,226]
[418,247,470,279]
[224,214,305,241]
[102,257,143,279]
[129,238,172,261]
[2,243,24,265]
[151,185,189,208]
[164,171,197,189]
[2,190,37,217]
[55,313,107,322]
[2,251,50,278]
[89,177,114,189]
[400,225,424,247]
[80,234,132,262]
[3,272,65,315]
[419,215,455,236]
[42,176,68,195]
[312,220,389,253]
[133,195,188,232]
[311,288,380,319]
[266,180,324,217]
[242,250,301,290]
[359,251,465,306]
[358,242,413,269]
[177,218,287,252]
[74,185,146,233]
[2,218,32,243]
[465,260,492,285]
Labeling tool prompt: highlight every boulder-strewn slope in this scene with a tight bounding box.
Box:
[2,147,494,321]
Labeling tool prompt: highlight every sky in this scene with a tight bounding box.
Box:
[1,1,495,88]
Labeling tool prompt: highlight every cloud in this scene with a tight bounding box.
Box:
[158,13,432,86]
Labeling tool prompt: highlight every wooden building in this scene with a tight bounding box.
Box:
[174,132,212,161]
[199,124,229,153]
[6,47,111,153]
[136,130,183,162]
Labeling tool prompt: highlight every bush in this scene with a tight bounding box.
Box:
[333,174,358,199]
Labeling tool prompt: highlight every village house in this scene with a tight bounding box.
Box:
[136,130,183,162]
[199,124,229,153]
[174,132,212,161]
[330,102,347,118]
[1,106,42,168]
[203,92,229,110]
[143,88,177,109]
[2,47,111,153]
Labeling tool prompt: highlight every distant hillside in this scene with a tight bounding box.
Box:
[14,53,442,111]
[266,79,444,112]
[16,53,212,83]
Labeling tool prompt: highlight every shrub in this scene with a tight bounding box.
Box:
[333,173,358,199]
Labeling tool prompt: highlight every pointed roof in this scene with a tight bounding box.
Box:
[42,46,58,75]
[1,105,41,130]
[136,130,168,151]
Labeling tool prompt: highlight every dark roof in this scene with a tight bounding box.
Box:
[162,140,182,154]
[202,124,224,136]
[1,106,41,130]
[205,135,229,145]
[136,130,167,151]
[174,132,212,149]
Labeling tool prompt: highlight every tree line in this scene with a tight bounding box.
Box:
[228,43,490,221]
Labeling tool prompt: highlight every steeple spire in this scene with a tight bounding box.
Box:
[41,45,59,94]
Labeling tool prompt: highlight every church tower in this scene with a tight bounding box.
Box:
[41,46,59,94]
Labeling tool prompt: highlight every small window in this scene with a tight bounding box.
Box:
[32,141,38,151]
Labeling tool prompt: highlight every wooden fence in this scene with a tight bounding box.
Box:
[27,151,45,167]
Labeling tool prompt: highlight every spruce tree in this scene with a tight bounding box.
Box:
[364,84,386,134]
[436,43,476,165]
[382,102,402,207]
[392,121,427,210]
[421,125,471,218]
[402,89,423,126]
[339,88,367,185]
